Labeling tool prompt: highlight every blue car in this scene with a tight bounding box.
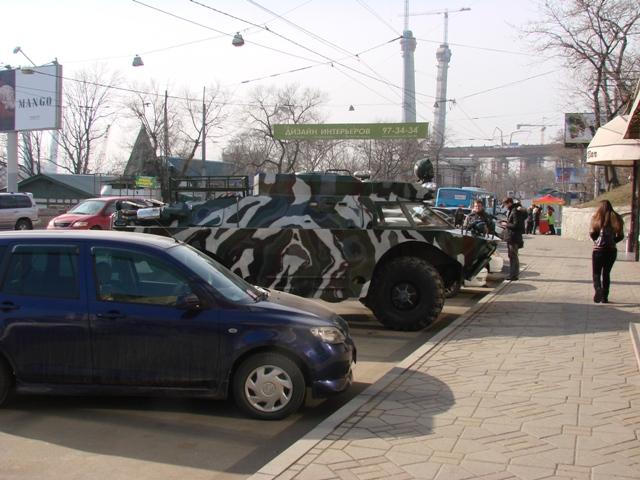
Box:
[0,231,355,420]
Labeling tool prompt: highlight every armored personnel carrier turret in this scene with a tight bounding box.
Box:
[117,169,498,331]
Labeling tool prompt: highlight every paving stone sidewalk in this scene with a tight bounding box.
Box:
[251,235,640,480]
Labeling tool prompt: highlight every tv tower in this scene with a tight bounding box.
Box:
[401,0,417,122]
[407,8,470,146]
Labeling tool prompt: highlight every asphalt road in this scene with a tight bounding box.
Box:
[0,283,499,480]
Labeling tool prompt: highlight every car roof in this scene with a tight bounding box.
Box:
[80,196,141,202]
[0,230,179,249]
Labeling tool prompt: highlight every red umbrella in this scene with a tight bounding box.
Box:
[533,194,565,205]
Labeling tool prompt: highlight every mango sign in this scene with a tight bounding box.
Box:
[273,123,429,140]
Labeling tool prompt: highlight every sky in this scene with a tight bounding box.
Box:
[2,0,576,165]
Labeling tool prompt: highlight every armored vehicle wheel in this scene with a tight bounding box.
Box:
[233,352,305,420]
[444,278,462,298]
[369,257,444,331]
[0,360,13,406]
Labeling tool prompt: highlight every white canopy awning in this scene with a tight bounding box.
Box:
[587,114,640,166]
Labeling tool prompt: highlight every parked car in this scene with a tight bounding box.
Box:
[0,231,355,419]
[47,197,156,230]
[0,192,39,230]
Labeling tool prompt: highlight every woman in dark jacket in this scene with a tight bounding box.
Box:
[589,200,624,303]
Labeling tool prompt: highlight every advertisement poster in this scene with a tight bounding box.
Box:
[564,113,598,146]
[0,64,62,132]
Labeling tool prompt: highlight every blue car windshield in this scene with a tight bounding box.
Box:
[168,243,262,303]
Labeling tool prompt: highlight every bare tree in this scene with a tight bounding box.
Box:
[231,84,326,173]
[56,65,120,174]
[173,84,228,176]
[19,131,45,177]
[524,0,640,190]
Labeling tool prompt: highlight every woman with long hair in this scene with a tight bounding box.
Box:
[589,200,625,303]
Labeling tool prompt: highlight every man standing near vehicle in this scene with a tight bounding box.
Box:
[501,197,525,281]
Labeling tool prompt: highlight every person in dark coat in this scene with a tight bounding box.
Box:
[589,200,624,303]
[501,197,525,281]
[464,200,494,236]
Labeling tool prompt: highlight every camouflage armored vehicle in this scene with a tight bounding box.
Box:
[117,171,498,331]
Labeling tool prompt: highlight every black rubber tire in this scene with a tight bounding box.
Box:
[369,257,445,331]
[14,218,32,230]
[90,226,102,230]
[232,353,305,420]
[0,360,13,407]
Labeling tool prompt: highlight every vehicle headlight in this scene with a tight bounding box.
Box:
[310,326,346,344]
[73,221,89,227]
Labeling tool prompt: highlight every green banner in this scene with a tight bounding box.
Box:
[135,175,158,188]
[273,122,429,140]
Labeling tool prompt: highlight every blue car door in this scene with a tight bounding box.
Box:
[0,242,91,384]
[87,245,221,388]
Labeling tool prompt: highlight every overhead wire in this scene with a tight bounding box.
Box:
[354,0,401,36]
[186,0,434,100]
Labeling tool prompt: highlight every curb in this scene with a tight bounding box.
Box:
[248,274,518,480]
[630,322,640,372]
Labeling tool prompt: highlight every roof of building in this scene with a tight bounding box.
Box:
[19,173,118,196]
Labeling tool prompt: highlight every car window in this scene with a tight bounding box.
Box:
[407,204,451,227]
[69,200,106,215]
[0,196,17,209]
[376,204,411,227]
[1,245,79,299]
[168,243,261,304]
[93,248,193,306]
[14,196,33,208]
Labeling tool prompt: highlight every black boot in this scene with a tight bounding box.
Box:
[594,288,603,303]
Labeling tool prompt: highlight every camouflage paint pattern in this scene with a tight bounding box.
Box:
[121,173,498,304]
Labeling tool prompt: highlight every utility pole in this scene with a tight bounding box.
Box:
[201,86,206,176]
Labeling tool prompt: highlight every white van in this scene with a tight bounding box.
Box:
[0,193,39,230]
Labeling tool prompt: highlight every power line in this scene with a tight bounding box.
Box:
[458,70,558,100]
[355,0,401,36]
[416,37,552,58]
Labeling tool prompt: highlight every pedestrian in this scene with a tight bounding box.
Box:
[532,205,541,235]
[500,197,526,281]
[453,205,465,228]
[589,200,624,303]
[464,199,494,235]
[546,206,556,235]
[525,206,534,234]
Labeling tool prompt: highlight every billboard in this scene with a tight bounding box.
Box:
[273,122,429,140]
[555,167,588,184]
[564,112,598,146]
[0,64,62,132]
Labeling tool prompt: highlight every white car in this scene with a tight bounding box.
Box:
[0,193,39,230]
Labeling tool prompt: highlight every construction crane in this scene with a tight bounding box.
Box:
[516,122,558,145]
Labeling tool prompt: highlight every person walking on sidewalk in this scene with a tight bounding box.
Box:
[501,197,526,281]
[532,205,541,234]
[546,206,556,235]
[589,200,625,303]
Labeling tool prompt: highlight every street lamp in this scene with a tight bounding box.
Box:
[232,32,245,47]
[13,46,36,66]
[132,54,144,67]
